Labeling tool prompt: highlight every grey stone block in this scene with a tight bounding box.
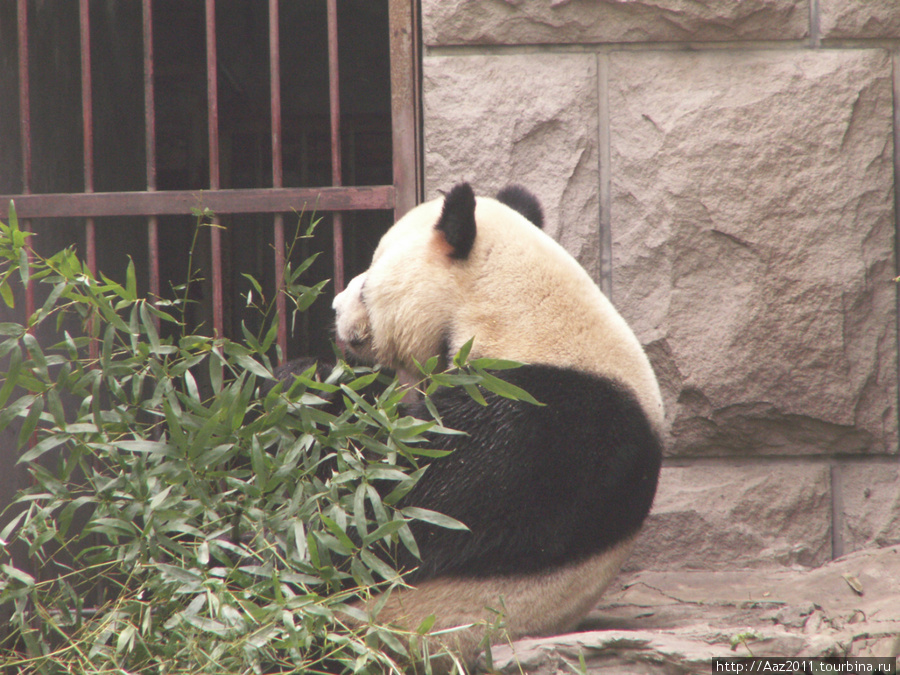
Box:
[423,0,809,46]
[627,463,832,571]
[839,462,900,553]
[609,49,897,456]
[423,53,602,279]
[819,0,900,39]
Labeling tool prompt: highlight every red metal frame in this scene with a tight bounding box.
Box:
[16,0,34,322]
[143,0,160,302]
[79,0,96,278]
[327,0,345,294]
[79,0,99,361]
[5,0,420,362]
[205,0,224,338]
[0,187,395,219]
[270,0,287,358]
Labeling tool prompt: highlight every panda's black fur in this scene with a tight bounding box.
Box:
[495,184,544,229]
[399,365,660,583]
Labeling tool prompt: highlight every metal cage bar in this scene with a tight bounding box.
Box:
[270,0,287,361]
[143,0,160,303]
[79,0,100,363]
[79,0,96,276]
[0,187,394,220]
[206,0,224,338]
[389,0,422,220]
[327,0,345,293]
[16,0,35,322]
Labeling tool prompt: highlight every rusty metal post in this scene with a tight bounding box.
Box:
[206,0,224,338]
[326,0,344,293]
[79,0,96,277]
[143,0,160,303]
[388,0,421,220]
[270,0,287,362]
[79,0,100,363]
[16,0,34,321]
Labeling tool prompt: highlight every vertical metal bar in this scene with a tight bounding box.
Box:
[269,0,283,191]
[79,0,99,363]
[388,0,421,220]
[16,1,32,196]
[16,0,34,322]
[79,0,96,276]
[143,0,160,303]
[326,0,344,293]
[206,0,224,337]
[269,0,287,362]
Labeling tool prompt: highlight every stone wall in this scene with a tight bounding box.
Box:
[421,1,900,571]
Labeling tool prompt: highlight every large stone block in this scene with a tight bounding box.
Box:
[627,463,832,571]
[423,53,602,279]
[839,462,900,553]
[609,49,897,457]
[819,1,900,39]
[423,0,809,46]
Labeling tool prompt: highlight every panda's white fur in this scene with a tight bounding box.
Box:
[335,194,663,430]
[332,183,663,669]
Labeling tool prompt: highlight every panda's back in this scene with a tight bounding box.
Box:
[399,363,663,583]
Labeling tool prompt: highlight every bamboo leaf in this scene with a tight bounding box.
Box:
[359,548,399,582]
[452,337,474,367]
[469,357,524,371]
[46,385,67,426]
[463,383,487,406]
[18,433,69,464]
[116,624,136,655]
[261,318,278,353]
[232,353,273,381]
[401,507,469,532]
[0,564,35,588]
[320,513,357,553]
[17,393,43,449]
[125,257,137,301]
[0,344,23,409]
[140,300,160,352]
[477,370,543,406]
[0,279,13,309]
[361,520,405,547]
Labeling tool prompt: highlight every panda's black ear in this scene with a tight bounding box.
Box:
[436,182,477,260]
[496,184,543,229]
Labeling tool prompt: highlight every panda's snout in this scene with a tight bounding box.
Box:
[333,273,372,357]
[332,272,366,313]
[331,287,346,312]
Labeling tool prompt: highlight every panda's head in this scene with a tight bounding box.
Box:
[332,182,542,372]
[332,182,663,425]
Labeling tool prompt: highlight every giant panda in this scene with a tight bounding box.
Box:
[332,182,664,669]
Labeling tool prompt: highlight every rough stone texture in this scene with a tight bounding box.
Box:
[423,0,809,46]
[423,53,602,279]
[481,545,900,673]
[609,49,897,457]
[840,462,900,553]
[625,464,832,572]
[820,1,900,39]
